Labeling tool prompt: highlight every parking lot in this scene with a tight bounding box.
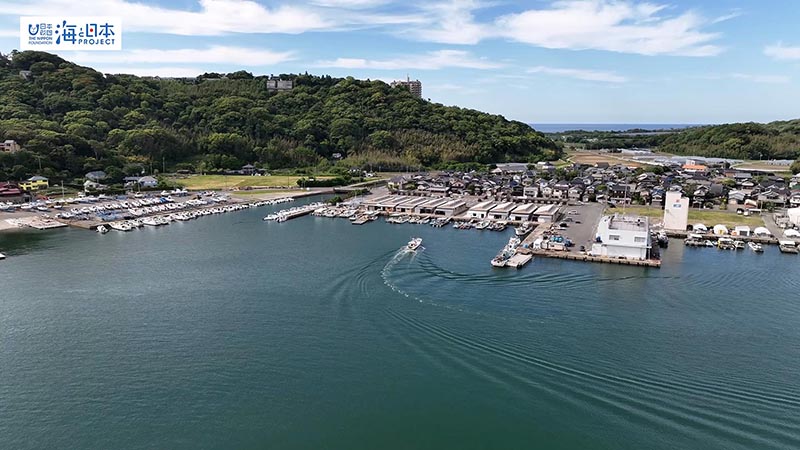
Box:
[553,203,607,250]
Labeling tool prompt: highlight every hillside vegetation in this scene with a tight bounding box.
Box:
[552,122,800,171]
[0,51,560,183]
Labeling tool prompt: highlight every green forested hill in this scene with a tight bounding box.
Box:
[551,121,800,165]
[0,51,560,183]
[658,121,800,160]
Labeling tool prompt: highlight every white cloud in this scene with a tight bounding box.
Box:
[407,0,490,45]
[693,73,790,84]
[0,0,421,35]
[68,46,294,66]
[496,1,721,56]
[311,0,390,8]
[729,73,790,84]
[764,43,800,61]
[407,0,723,56]
[316,49,502,70]
[527,66,628,83]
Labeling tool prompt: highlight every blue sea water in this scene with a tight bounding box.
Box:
[531,123,701,133]
[1,197,799,449]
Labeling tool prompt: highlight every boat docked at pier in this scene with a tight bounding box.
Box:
[515,222,533,237]
[748,242,763,253]
[779,240,799,254]
[96,225,109,234]
[407,237,423,251]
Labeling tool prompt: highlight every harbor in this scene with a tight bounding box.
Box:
[4,184,800,269]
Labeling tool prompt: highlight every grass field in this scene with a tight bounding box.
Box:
[566,150,650,168]
[620,205,766,228]
[732,161,792,172]
[173,175,335,190]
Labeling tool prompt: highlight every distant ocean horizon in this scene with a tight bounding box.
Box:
[530,123,703,133]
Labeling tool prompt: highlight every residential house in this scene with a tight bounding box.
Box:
[568,185,584,201]
[85,170,108,182]
[19,176,49,191]
[2,139,21,152]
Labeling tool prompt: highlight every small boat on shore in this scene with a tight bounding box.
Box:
[748,242,763,253]
[96,225,109,234]
[407,237,422,251]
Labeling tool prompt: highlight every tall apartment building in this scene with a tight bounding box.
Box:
[391,76,422,98]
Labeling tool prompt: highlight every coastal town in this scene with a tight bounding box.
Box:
[4,150,800,267]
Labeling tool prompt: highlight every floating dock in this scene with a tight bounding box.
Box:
[506,253,533,268]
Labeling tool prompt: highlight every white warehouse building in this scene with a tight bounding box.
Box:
[591,214,653,260]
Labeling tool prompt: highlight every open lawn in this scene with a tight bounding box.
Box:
[732,161,792,173]
[620,205,766,228]
[172,175,335,190]
[566,150,651,168]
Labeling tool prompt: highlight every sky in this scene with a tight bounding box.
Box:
[1,0,800,124]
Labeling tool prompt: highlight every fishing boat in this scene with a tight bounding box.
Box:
[748,242,763,253]
[515,222,533,236]
[717,237,735,250]
[407,237,423,251]
[490,255,507,267]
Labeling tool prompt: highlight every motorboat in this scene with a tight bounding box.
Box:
[96,225,109,234]
[748,242,763,253]
[407,237,423,251]
[515,222,533,236]
[733,240,746,250]
[0,252,6,260]
[490,255,507,267]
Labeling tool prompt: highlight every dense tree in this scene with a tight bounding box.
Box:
[0,50,561,181]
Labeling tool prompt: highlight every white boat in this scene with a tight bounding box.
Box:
[96,225,109,234]
[490,256,507,267]
[141,217,159,226]
[733,240,746,250]
[407,237,423,251]
[748,242,763,253]
[515,222,533,236]
[0,252,6,260]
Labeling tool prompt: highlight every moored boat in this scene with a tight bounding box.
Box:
[748,242,763,253]
[779,240,799,254]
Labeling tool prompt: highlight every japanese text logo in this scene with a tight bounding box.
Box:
[20,17,122,50]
